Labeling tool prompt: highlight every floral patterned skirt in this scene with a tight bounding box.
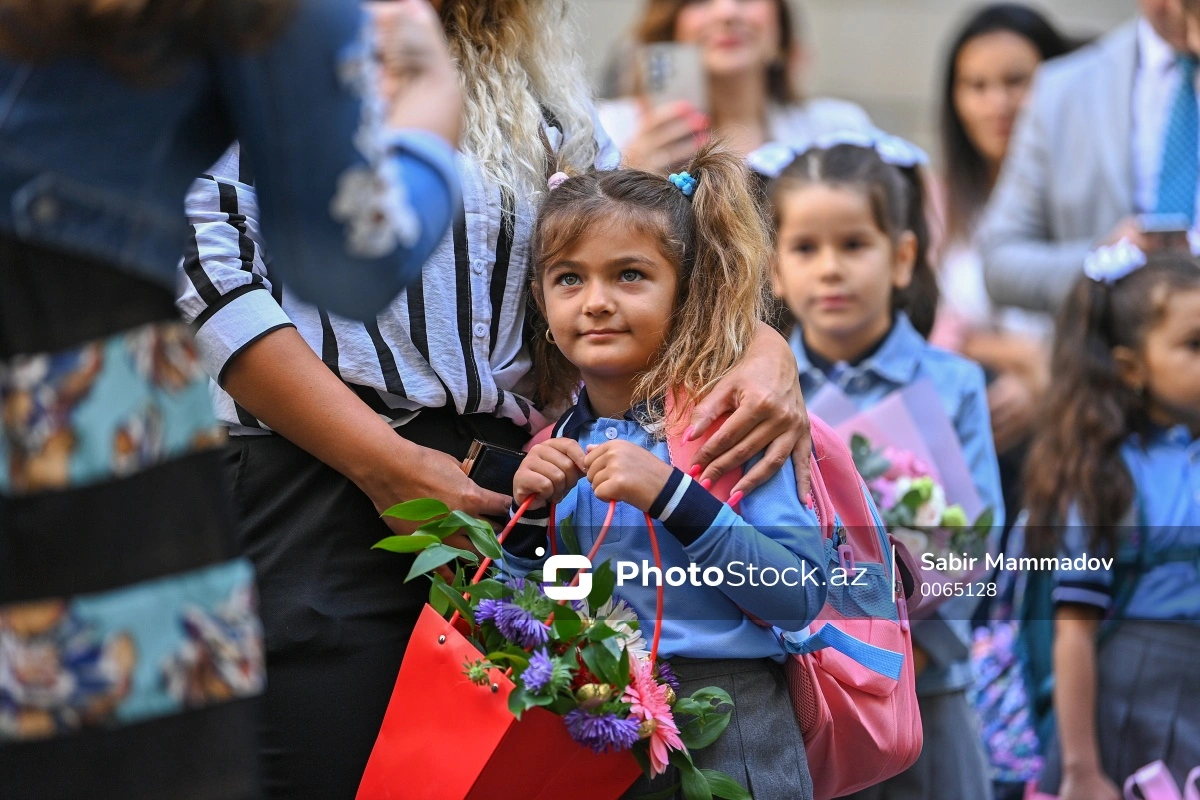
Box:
[0,238,265,799]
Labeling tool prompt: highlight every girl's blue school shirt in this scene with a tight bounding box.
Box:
[502,390,829,662]
[790,312,1005,696]
[1054,425,1200,623]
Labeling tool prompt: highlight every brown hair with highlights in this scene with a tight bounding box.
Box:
[1024,253,1200,554]
[530,140,770,427]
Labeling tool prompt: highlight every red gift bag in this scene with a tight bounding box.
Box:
[355,605,642,800]
[357,502,660,800]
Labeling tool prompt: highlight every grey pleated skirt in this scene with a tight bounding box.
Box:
[1039,622,1200,792]
[841,689,992,800]
[622,657,813,800]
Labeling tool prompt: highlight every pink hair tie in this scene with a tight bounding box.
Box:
[547,171,569,191]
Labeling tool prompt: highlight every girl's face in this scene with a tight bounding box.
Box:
[954,31,1042,166]
[1118,286,1200,432]
[674,0,782,81]
[541,221,678,388]
[773,184,915,356]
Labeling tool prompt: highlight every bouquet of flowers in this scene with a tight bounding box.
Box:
[357,498,749,800]
[850,434,994,581]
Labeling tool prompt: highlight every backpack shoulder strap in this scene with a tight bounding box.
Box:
[662,394,740,503]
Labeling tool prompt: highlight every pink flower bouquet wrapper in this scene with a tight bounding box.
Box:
[810,381,993,611]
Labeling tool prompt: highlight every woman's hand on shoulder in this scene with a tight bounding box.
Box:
[584,440,675,513]
[621,99,707,175]
[513,438,588,510]
[687,322,812,499]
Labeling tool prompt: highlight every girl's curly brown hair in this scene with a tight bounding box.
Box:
[530,140,770,430]
[1024,252,1200,555]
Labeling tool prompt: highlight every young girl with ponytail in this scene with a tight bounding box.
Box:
[758,134,1003,800]
[1024,245,1200,799]
[503,142,828,799]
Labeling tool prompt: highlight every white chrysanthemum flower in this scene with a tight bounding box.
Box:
[583,597,650,662]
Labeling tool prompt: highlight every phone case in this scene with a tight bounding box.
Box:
[463,441,527,497]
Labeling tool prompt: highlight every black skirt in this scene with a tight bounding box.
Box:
[0,239,264,799]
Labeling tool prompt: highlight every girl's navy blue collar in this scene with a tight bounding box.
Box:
[790,312,924,387]
[552,388,653,439]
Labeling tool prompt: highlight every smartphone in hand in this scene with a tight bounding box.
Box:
[638,42,708,114]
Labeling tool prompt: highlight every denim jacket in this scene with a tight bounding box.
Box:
[792,312,1005,695]
[0,1,458,322]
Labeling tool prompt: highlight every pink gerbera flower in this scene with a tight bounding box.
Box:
[622,657,685,777]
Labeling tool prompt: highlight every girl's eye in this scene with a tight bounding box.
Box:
[1185,337,1200,352]
[790,241,817,255]
[843,237,867,251]
[619,269,644,282]
[556,274,581,287]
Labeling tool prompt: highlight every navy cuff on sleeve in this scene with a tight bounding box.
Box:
[502,500,550,558]
[648,469,724,546]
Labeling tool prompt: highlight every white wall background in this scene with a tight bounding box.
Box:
[575,0,1135,162]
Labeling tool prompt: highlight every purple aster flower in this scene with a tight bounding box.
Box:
[522,649,554,694]
[505,576,528,592]
[475,599,502,626]
[656,661,681,692]
[493,602,550,648]
[564,709,641,753]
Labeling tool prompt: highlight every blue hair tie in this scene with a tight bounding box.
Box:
[669,171,697,198]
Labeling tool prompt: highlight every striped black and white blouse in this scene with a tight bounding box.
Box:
[177,119,619,436]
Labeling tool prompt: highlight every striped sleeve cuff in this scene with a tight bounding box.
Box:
[648,469,725,546]
[502,500,550,559]
[1052,580,1114,611]
[191,284,295,385]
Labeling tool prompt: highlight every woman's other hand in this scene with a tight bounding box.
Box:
[621,99,708,175]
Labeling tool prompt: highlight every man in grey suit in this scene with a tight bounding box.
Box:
[978,0,1193,313]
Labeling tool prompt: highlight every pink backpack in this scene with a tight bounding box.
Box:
[526,413,922,799]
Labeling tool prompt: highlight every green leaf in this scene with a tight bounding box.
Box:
[973,506,996,534]
[699,770,751,800]
[465,523,504,561]
[465,579,510,600]
[672,751,712,800]
[508,685,534,720]
[580,641,619,684]
[678,710,731,750]
[372,533,440,553]
[616,644,631,687]
[587,560,617,610]
[486,650,530,669]
[688,687,733,709]
[548,693,577,715]
[429,580,451,615]
[405,543,478,583]
[587,621,620,641]
[550,605,582,640]
[559,514,580,556]
[431,577,475,624]
[381,498,450,522]
[672,697,704,718]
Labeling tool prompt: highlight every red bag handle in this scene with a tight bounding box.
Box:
[449,498,665,665]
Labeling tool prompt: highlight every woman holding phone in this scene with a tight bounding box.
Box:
[600,0,871,173]
[178,1,814,797]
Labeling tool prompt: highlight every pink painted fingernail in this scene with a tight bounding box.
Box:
[727,490,744,508]
[700,478,713,490]
[683,425,696,442]
[688,464,703,478]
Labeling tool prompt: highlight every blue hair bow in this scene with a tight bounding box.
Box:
[669,171,697,198]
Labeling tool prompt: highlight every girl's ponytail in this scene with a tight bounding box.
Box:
[892,165,939,338]
[653,142,770,410]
